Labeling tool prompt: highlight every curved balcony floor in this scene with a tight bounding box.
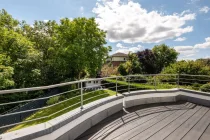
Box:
[76,101,210,140]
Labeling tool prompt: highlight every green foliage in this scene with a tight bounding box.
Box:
[0,9,41,88]
[56,18,110,79]
[136,44,178,74]
[118,63,129,76]
[200,83,210,92]
[0,9,110,89]
[161,60,210,85]
[0,9,110,115]
[46,96,60,105]
[0,54,14,89]
[0,9,19,29]
[128,53,142,74]
[152,44,178,73]
[118,53,141,75]
[191,83,202,90]
[196,59,210,66]
[161,60,210,75]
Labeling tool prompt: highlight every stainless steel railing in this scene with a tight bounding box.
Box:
[0,74,209,132]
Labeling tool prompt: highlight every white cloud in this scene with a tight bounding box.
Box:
[43,20,49,23]
[181,10,191,16]
[116,43,127,48]
[194,37,210,49]
[174,37,210,59]
[174,46,196,57]
[187,0,200,4]
[199,6,210,13]
[174,37,186,41]
[116,43,143,54]
[174,46,194,52]
[80,6,84,15]
[93,0,196,43]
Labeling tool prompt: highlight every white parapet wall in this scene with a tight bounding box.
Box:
[1,88,210,140]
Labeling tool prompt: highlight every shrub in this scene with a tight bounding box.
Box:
[161,60,210,85]
[118,63,128,76]
[191,83,202,90]
[161,60,210,75]
[200,83,210,92]
[46,96,60,105]
[101,64,119,77]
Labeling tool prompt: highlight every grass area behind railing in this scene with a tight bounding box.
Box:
[8,89,116,132]
[105,79,177,90]
[104,78,194,92]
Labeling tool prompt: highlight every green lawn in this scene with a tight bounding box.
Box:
[8,89,116,132]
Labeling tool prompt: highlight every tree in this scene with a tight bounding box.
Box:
[152,44,178,73]
[0,9,41,88]
[56,17,110,79]
[128,53,142,74]
[118,53,141,75]
[136,49,157,74]
[0,54,14,89]
[0,9,110,89]
[21,20,59,85]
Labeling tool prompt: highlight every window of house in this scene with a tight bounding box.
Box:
[124,58,126,61]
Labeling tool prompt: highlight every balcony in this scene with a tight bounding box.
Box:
[0,74,210,140]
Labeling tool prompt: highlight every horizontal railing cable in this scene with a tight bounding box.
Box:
[0,92,111,129]
[0,88,80,106]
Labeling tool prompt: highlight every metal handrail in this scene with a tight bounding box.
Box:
[0,88,80,106]
[179,74,210,78]
[0,88,106,118]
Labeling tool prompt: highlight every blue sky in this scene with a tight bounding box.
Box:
[1,0,210,60]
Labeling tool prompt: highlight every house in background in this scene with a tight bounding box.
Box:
[84,79,102,90]
[107,52,128,67]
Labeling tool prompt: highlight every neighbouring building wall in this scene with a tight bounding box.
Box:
[111,56,127,61]
[112,61,124,67]
[106,53,128,67]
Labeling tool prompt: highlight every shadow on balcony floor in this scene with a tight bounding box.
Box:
[76,101,210,140]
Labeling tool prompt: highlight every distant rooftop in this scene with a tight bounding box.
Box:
[111,52,128,57]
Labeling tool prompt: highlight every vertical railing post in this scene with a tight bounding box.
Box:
[123,95,126,109]
[154,75,157,90]
[116,77,118,96]
[128,75,130,94]
[80,81,83,110]
[177,74,180,89]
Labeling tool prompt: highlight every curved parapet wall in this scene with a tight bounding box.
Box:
[1,88,210,140]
